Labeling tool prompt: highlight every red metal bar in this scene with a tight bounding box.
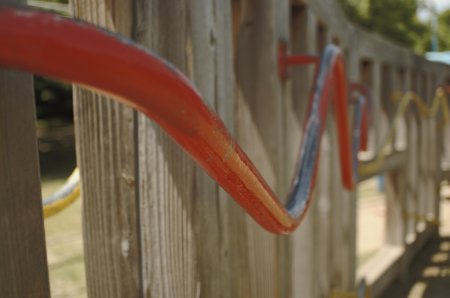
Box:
[278,41,319,81]
[0,6,354,234]
[279,43,370,153]
[331,57,353,189]
[349,82,369,99]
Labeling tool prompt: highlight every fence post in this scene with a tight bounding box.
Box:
[289,4,316,298]
[233,0,291,296]
[0,70,50,297]
[73,0,238,297]
[72,1,142,297]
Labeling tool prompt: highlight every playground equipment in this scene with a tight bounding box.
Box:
[2,1,450,297]
[43,84,450,217]
[0,6,365,233]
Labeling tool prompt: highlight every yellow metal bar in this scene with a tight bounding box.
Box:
[359,88,449,176]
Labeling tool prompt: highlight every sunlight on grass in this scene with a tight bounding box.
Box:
[43,181,86,298]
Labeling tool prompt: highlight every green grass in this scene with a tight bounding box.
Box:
[43,175,86,298]
[39,121,86,298]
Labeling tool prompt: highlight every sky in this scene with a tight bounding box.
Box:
[418,0,450,21]
[426,0,450,11]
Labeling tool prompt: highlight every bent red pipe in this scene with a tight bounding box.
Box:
[0,6,355,234]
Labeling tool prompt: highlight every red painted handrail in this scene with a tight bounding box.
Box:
[278,45,370,152]
[0,6,357,234]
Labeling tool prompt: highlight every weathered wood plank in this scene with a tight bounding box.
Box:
[385,169,406,246]
[275,2,292,298]
[134,0,236,297]
[135,2,201,296]
[213,1,241,296]
[314,132,333,297]
[405,112,419,237]
[289,5,316,298]
[72,1,142,297]
[310,12,336,297]
[233,0,287,297]
[0,70,50,297]
[407,71,422,233]
[371,61,383,150]
[331,49,358,291]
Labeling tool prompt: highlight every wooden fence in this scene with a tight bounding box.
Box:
[2,0,450,297]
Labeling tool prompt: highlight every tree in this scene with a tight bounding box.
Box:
[339,0,430,53]
[436,9,450,51]
[368,0,428,48]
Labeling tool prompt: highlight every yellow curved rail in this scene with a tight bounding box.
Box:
[43,169,80,218]
[43,89,449,218]
[359,87,449,176]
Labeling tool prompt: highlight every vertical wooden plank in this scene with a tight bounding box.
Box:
[135,0,236,297]
[394,68,407,149]
[0,70,50,297]
[233,0,285,297]
[432,121,442,221]
[371,62,383,150]
[309,17,333,296]
[135,4,196,294]
[385,169,406,245]
[214,1,241,296]
[409,70,422,232]
[331,50,358,291]
[289,5,316,298]
[385,65,406,246]
[425,76,437,222]
[315,132,333,297]
[422,75,432,224]
[72,1,142,297]
[189,2,230,295]
[427,74,439,223]
[229,2,255,297]
[329,74,345,293]
[136,4,196,293]
[426,117,436,218]
[406,111,419,239]
[379,64,392,153]
[403,69,417,241]
[275,1,292,297]
[442,121,450,169]
[415,72,428,232]
[311,13,337,297]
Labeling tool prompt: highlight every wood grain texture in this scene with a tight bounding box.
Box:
[0,70,50,297]
[234,0,288,297]
[65,0,450,296]
[134,0,236,297]
[72,1,142,297]
[275,2,292,298]
[385,169,406,246]
[405,112,419,236]
[332,48,358,291]
[311,13,334,297]
[371,62,383,150]
[314,131,333,297]
[385,69,406,247]
[289,6,316,298]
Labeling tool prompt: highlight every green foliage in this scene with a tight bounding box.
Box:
[369,0,427,48]
[437,9,450,51]
[337,0,371,27]
[339,0,431,53]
